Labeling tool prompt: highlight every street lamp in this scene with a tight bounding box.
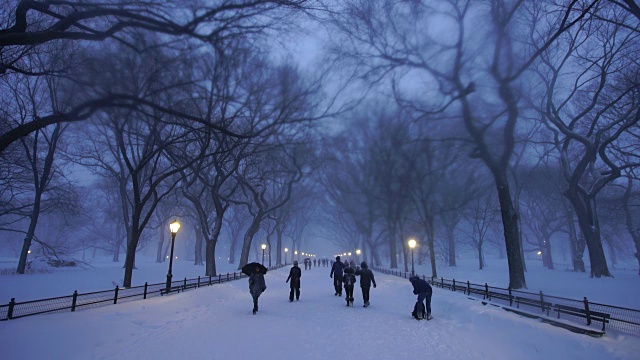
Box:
[408,239,417,276]
[261,244,267,265]
[356,249,361,262]
[284,247,289,265]
[165,220,180,293]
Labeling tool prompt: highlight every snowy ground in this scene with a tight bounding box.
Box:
[1,266,639,360]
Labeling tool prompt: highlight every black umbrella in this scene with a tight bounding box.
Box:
[241,262,268,276]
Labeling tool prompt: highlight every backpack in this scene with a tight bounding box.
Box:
[412,301,426,320]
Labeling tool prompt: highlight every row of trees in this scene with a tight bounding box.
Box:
[320,0,640,288]
[0,0,326,287]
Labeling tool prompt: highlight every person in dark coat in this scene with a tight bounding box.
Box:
[342,263,356,306]
[409,275,433,320]
[286,261,302,302]
[330,255,345,296]
[249,266,267,315]
[355,261,376,307]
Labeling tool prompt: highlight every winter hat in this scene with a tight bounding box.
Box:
[336,256,341,262]
[360,261,368,269]
[293,261,298,266]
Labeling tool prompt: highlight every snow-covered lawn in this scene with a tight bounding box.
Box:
[1,267,638,360]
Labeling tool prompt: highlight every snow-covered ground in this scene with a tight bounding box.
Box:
[1,266,638,360]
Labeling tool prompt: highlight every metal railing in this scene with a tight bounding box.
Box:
[0,264,284,321]
[373,266,640,336]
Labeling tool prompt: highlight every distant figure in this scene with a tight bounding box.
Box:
[343,263,356,306]
[355,261,376,307]
[349,259,356,268]
[286,261,302,302]
[314,259,317,267]
[330,256,345,296]
[409,275,432,320]
[249,266,267,315]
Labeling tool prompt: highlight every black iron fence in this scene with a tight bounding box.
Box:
[0,264,284,321]
[373,267,640,336]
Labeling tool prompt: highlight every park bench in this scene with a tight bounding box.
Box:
[553,304,610,331]
[514,296,552,315]
[487,291,512,303]
[182,283,198,291]
[160,285,182,296]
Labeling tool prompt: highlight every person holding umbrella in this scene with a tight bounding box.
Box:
[242,262,267,315]
[286,260,302,302]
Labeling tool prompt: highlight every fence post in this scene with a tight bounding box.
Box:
[7,298,15,319]
[441,277,444,288]
[209,275,212,285]
[539,291,545,313]
[198,276,201,288]
[467,281,470,295]
[453,279,456,292]
[114,286,119,304]
[583,297,592,326]
[143,282,148,299]
[508,287,513,306]
[71,290,78,312]
[227,273,230,282]
[184,277,187,288]
[484,283,489,300]
[218,274,222,284]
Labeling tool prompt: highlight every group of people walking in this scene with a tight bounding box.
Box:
[330,255,376,307]
[248,255,432,319]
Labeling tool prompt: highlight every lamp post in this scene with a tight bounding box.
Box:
[408,239,417,276]
[165,220,180,292]
[261,244,267,265]
[284,248,288,265]
[356,249,361,263]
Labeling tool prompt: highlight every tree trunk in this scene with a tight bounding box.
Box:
[388,221,398,268]
[427,215,437,278]
[565,190,612,278]
[276,226,283,265]
[16,202,40,273]
[495,176,527,289]
[543,237,554,270]
[123,218,141,287]
[156,224,165,263]
[238,213,263,269]
[206,211,224,276]
[194,225,203,265]
[447,224,456,266]
[478,244,484,270]
[564,202,585,272]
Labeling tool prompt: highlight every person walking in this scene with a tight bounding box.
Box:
[249,265,267,315]
[286,260,302,302]
[330,255,345,296]
[355,261,376,307]
[342,263,356,306]
[409,275,433,320]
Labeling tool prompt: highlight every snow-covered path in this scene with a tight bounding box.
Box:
[1,267,638,360]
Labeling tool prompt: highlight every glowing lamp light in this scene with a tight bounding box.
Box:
[261,244,267,250]
[169,220,180,234]
[408,239,417,249]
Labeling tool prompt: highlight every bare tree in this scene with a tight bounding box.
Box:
[535,3,640,277]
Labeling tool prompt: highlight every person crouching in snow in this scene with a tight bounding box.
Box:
[286,260,302,302]
[342,263,356,306]
[249,266,267,314]
[355,261,376,307]
[409,275,433,320]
